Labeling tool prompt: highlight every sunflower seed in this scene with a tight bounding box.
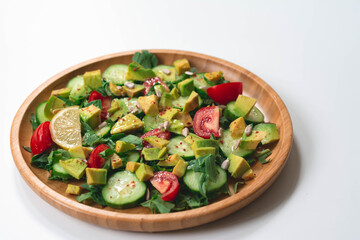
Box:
[199,86,209,90]
[232,138,242,151]
[146,188,151,201]
[130,108,138,114]
[136,101,140,109]
[162,69,171,75]
[98,122,107,129]
[159,123,164,130]
[218,128,224,137]
[124,81,135,89]
[52,109,61,115]
[221,158,230,170]
[218,105,226,109]
[185,71,194,76]
[163,121,170,130]
[182,127,189,137]
[155,88,162,98]
[245,124,253,136]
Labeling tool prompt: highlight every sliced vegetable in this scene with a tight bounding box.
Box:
[207,82,243,105]
[30,121,53,155]
[150,171,179,201]
[193,106,220,139]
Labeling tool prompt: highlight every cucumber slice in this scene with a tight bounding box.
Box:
[244,106,264,124]
[143,115,164,132]
[95,125,111,137]
[127,151,140,162]
[191,73,211,96]
[183,165,227,193]
[102,171,146,209]
[52,162,71,179]
[172,96,188,109]
[66,75,83,91]
[152,65,177,82]
[36,101,50,123]
[218,129,254,157]
[103,64,128,85]
[167,136,195,160]
[224,101,264,124]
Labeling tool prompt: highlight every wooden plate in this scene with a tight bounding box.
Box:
[10,50,293,232]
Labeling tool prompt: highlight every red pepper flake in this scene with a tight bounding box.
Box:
[128,98,131,100]
[256,131,259,133]
[110,196,113,198]
[183,149,186,151]
[133,66,140,71]
[109,188,111,190]
[126,184,129,187]
[180,142,182,145]
[130,181,135,183]
[175,146,178,148]
[220,140,224,144]
[187,122,191,125]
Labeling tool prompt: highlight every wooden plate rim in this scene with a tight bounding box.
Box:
[10,49,293,231]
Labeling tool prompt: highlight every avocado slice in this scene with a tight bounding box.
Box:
[159,108,180,121]
[115,140,136,153]
[204,71,223,82]
[228,154,251,179]
[234,95,257,117]
[66,184,82,195]
[110,113,144,134]
[84,69,102,90]
[59,159,87,180]
[229,117,246,138]
[144,136,170,149]
[79,104,101,129]
[177,78,194,97]
[142,148,161,161]
[123,84,145,97]
[183,91,199,112]
[158,154,183,167]
[125,161,141,172]
[174,111,193,127]
[125,62,156,81]
[193,147,217,159]
[44,95,66,119]
[135,164,154,181]
[109,82,125,97]
[184,133,203,145]
[173,58,190,75]
[51,87,71,98]
[86,168,107,185]
[253,123,280,145]
[172,159,188,178]
[168,119,184,134]
[110,154,123,169]
[239,130,267,150]
[138,95,159,116]
[159,92,173,110]
[170,87,180,99]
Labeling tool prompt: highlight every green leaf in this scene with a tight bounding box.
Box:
[30,113,40,131]
[57,96,75,107]
[120,135,143,150]
[84,99,102,110]
[31,153,50,169]
[23,146,32,153]
[234,181,244,193]
[141,194,175,214]
[132,50,158,69]
[256,149,272,164]
[76,183,107,206]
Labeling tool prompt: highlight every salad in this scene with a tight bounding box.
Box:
[25,50,280,214]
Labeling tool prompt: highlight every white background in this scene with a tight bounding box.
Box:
[1,0,359,239]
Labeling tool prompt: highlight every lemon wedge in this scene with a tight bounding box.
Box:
[50,106,82,149]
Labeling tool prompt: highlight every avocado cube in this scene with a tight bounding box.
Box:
[86,168,107,185]
[115,140,136,153]
[110,154,123,169]
[110,113,144,134]
[82,147,93,159]
[69,77,92,102]
[204,71,223,82]
[159,93,173,110]
[84,69,102,90]
[125,62,156,81]
[177,79,194,97]
[230,117,246,138]
[170,87,180,99]
[193,139,219,151]
[66,184,82,195]
[135,164,154,181]
[194,147,217,159]
[159,108,180,121]
[123,84,145,97]
[44,95,66,119]
[242,169,255,180]
[109,82,125,97]
[168,119,184,134]
[183,91,199,112]
[157,147,167,159]
[253,123,280,145]
[240,130,267,150]
[138,95,159,116]
[108,98,121,114]
[184,133,203,145]
[228,154,251,179]
[173,58,190,75]
[51,87,71,98]
[79,104,101,129]
[60,159,87,180]
[144,136,170,149]
[142,148,160,161]
[172,159,188,178]
[158,154,183,167]
[126,161,141,172]
[174,112,193,127]
[68,146,87,159]
[234,95,257,117]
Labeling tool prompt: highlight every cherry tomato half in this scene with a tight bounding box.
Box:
[140,128,171,148]
[87,144,109,168]
[88,90,111,121]
[30,121,53,155]
[207,82,243,105]
[143,77,170,95]
[193,106,220,139]
[150,171,179,202]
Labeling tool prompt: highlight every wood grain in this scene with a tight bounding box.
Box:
[10,49,293,232]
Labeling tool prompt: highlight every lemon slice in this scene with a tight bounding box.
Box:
[50,106,82,149]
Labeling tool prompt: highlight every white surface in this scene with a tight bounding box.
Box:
[1,0,359,239]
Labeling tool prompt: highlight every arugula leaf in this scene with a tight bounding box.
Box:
[96,80,113,97]
[245,157,257,165]
[234,181,244,193]
[219,116,230,129]
[141,194,175,214]
[57,96,75,107]
[184,193,209,208]
[132,50,158,69]
[23,146,32,153]
[47,149,71,170]
[30,113,40,131]
[256,149,272,164]
[31,153,50,169]
[76,183,107,206]
[120,135,143,150]
[84,99,102,110]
